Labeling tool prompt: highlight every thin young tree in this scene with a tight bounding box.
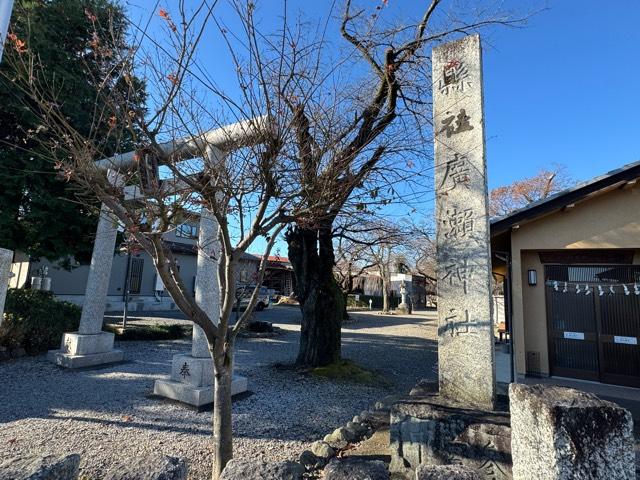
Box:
[4,4,306,478]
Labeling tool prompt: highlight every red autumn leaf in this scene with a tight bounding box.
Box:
[167,73,178,85]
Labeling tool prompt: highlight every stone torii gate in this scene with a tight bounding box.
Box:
[48,117,266,406]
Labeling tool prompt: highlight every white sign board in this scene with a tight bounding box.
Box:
[563,331,585,341]
[614,336,638,345]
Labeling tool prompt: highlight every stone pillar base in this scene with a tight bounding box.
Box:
[396,304,410,314]
[47,331,124,369]
[153,375,248,407]
[153,354,248,407]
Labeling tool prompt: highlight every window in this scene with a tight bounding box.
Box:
[176,224,198,239]
[129,258,144,294]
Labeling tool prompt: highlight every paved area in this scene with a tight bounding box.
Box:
[0,306,438,480]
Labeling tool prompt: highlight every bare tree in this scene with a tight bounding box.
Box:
[490,164,573,216]
[281,0,518,366]
[335,218,408,312]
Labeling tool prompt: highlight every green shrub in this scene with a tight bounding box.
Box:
[0,289,81,355]
[104,323,187,341]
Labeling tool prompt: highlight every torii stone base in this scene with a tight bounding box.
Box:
[47,332,124,369]
[153,354,247,407]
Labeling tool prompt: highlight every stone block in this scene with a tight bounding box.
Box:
[220,459,304,480]
[47,348,124,369]
[169,354,213,387]
[60,331,115,355]
[509,384,635,480]
[102,454,187,480]
[323,457,389,480]
[390,395,511,478]
[416,464,480,480]
[0,453,80,480]
[153,375,247,407]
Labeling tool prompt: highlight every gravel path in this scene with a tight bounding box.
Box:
[0,307,438,479]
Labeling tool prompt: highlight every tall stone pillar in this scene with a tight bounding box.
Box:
[153,209,247,407]
[433,35,495,409]
[48,170,124,368]
[0,247,13,326]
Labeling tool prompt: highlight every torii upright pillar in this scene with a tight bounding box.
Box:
[153,208,247,406]
[48,171,124,368]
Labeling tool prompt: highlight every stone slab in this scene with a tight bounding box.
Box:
[47,349,124,369]
[153,375,248,407]
[390,394,511,479]
[59,331,115,356]
[509,384,635,480]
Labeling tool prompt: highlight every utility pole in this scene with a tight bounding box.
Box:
[0,0,15,63]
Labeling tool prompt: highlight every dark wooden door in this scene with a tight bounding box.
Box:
[545,265,640,387]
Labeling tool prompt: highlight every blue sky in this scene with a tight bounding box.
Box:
[126,0,640,253]
[482,0,640,188]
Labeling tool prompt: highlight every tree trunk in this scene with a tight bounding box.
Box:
[211,362,233,480]
[381,276,389,312]
[286,224,343,367]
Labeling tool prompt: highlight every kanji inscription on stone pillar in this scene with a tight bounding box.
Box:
[433,35,495,410]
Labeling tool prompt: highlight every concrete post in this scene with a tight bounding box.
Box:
[0,247,13,326]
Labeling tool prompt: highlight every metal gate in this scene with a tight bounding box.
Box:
[545,265,640,388]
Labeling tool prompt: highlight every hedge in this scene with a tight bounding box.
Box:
[0,289,81,355]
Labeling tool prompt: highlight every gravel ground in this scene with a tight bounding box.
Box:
[0,307,438,480]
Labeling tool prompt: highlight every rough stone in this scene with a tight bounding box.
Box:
[220,459,304,480]
[102,455,187,480]
[323,457,389,480]
[509,384,635,480]
[416,464,480,480]
[311,441,336,459]
[346,421,369,437]
[332,426,358,443]
[0,453,80,480]
[389,395,511,478]
[298,450,318,468]
[433,34,495,410]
